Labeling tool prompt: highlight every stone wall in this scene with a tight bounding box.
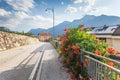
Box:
[0,31,39,51]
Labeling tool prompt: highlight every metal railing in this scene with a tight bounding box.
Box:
[45,40,120,79]
[80,49,120,80]
[28,46,45,80]
[50,40,59,48]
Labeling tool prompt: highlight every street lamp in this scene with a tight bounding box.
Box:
[45,8,55,38]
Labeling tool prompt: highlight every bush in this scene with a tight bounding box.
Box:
[58,24,120,79]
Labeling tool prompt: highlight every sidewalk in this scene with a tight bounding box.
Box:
[40,43,69,80]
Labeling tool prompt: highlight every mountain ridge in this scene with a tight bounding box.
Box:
[28,14,120,37]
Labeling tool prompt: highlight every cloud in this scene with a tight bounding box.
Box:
[73,0,96,12]
[78,0,96,13]
[79,5,92,13]
[27,16,53,29]
[73,0,83,4]
[73,0,95,5]
[21,15,61,30]
[0,8,60,31]
[0,9,12,27]
[85,0,95,6]
[65,6,77,13]
[5,0,34,12]
[0,8,28,28]
[0,0,35,30]
[90,7,109,15]
[79,5,109,16]
[0,9,11,16]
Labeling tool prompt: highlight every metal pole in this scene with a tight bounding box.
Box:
[45,8,55,38]
[52,8,55,38]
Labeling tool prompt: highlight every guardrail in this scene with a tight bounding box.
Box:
[80,49,120,80]
[28,46,45,80]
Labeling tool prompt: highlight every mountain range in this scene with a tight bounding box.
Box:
[28,15,120,37]
[0,27,10,31]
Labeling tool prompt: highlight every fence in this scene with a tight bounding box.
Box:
[80,49,120,80]
[45,41,120,79]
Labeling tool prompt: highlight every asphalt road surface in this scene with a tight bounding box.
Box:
[0,42,45,80]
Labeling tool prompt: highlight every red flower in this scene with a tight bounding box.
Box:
[84,77,89,80]
[94,50,102,55]
[93,34,96,38]
[117,77,120,80]
[71,45,79,50]
[83,59,89,67]
[66,59,70,64]
[63,38,69,44]
[68,45,71,48]
[73,49,80,54]
[106,62,114,67]
[80,24,85,27]
[65,48,69,51]
[64,28,67,31]
[116,51,120,54]
[70,74,77,79]
[66,30,71,34]
[76,62,81,66]
[70,53,74,58]
[107,47,116,54]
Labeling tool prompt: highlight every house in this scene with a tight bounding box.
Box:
[38,33,51,42]
[89,25,120,51]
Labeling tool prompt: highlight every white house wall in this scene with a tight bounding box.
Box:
[96,35,120,51]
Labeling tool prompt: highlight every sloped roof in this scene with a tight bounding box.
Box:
[113,26,120,35]
[39,33,51,36]
[89,25,120,35]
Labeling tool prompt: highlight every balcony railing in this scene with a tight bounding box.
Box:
[80,49,120,80]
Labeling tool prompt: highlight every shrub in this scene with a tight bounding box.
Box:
[58,24,119,79]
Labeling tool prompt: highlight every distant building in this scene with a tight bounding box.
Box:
[38,33,51,42]
[89,25,120,51]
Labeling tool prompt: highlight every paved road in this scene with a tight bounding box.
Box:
[40,43,69,80]
[0,42,45,80]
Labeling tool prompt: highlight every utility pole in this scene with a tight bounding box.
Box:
[45,8,55,38]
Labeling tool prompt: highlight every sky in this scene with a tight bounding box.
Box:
[0,0,120,32]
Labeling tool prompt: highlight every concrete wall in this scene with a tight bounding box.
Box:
[111,38,120,51]
[106,38,113,46]
[96,35,120,51]
[0,31,39,51]
[38,36,51,42]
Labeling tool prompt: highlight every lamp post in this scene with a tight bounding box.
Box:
[45,8,55,38]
